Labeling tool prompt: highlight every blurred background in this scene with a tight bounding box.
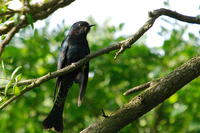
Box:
[0,0,200,132]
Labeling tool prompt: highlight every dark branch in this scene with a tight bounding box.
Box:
[81,54,200,133]
[101,109,108,118]
[0,0,76,56]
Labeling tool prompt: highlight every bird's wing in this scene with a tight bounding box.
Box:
[54,37,69,101]
[57,37,69,70]
[75,62,89,107]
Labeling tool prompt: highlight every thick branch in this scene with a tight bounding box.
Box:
[81,54,200,133]
[0,0,76,56]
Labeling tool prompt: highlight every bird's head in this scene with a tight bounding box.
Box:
[69,21,95,37]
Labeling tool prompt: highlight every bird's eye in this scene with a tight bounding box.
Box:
[78,23,82,27]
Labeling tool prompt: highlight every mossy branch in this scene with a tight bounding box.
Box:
[81,54,200,133]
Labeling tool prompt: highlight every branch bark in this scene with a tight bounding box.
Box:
[0,0,76,56]
[81,54,200,133]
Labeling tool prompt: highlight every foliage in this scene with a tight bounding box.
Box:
[0,17,200,133]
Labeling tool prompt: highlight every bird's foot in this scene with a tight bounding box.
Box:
[71,63,76,67]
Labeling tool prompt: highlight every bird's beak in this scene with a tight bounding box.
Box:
[89,24,96,27]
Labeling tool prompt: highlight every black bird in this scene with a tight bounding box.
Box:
[42,21,95,133]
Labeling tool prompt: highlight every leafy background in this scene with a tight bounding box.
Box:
[1,6,200,133]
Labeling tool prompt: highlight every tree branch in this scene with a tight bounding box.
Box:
[114,8,200,59]
[0,79,35,91]
[123,81,151,96]
[0,0,76,56]
[81,54,200,133]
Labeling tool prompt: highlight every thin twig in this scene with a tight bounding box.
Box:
[123,82,151,96]
[0,92,14,96]
[0,79,35,91]
[123,78,161,96]
[114,8,200,59]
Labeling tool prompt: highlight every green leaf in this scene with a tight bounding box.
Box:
[3,15,7,23]
[14,13,20,25]
[3,5,7,12]
[5,81,11,97]
[13,83,20,95]
[15,73,22,82]
[119,23,124,30]
[3,0,12,6]
[1,35,6,40]
[171,104,188,117]
[164,1,169,6]
[11,66,22,80]
[1,61,7,79]
[27,13,34,29]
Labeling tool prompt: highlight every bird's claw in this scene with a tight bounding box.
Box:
[71,63,76,67]
[101,109,108,118]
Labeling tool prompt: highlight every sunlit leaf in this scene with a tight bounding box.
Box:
[13,83,20,95]
[1,61,7,79]
[15,73,22,82]
[3,0,12,6]
[3,5,7,12]
[168,93,178,103]
[119,23,124,30]
[11,66,22,80]
[14,13,20,25]
[1,35,6,40]
[5,81,11,97]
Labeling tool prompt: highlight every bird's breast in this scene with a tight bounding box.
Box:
[67,43,89,63]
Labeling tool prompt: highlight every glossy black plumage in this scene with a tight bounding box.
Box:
[42,21,94,133]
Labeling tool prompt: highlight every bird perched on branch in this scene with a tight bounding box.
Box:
[42,21,95,133]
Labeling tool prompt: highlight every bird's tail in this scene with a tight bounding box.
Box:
[42,71,78,132]
[42,99,66,132]
[42,83,69,132]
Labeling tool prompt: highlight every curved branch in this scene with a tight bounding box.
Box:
[114,8,200,58]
